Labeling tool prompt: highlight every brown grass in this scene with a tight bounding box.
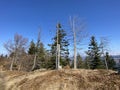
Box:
[0,69,120,90]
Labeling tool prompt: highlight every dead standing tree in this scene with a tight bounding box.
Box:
[31,31,41,71]
[100,37,110,70]
[4,33,28,71]
[69,16,88,69]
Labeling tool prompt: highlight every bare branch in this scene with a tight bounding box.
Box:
[4,33,28,71]
[69,16,88,69]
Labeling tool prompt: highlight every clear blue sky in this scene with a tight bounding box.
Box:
[0,0,120,55]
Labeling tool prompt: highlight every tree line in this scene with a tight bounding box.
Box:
[0,18,116,71]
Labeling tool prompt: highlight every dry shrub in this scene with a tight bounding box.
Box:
[63,65,70,69]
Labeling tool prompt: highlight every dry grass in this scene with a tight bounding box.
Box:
[0,69,120,90]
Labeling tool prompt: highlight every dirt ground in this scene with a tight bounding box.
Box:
[0,69,120,90]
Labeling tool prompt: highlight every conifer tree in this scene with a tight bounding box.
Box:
[30,31,45,70]
[83,56,90,69]
[105,52,116,70]
[37,42,46,68]
[48,23,69,69]
[86,36,103,69]
[51,23,69,57]
[28,40,36,55]
[77,53,83,68]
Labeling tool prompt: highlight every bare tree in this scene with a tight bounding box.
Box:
[4,33,28,71]
[69,16,88,69]
[31,31,41,70]
[100,37,110,70]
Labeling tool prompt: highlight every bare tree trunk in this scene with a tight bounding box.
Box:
[70,16,88,69]
[4,34,28,71]
[101,46,108,70]
[18,57,23,71]
[10,57,14,71]
[58,44,60,69]
[88,63,90,69]
[73,31,77,69]
[31,31,41,71]
[72,19,77,69]
[18,63,21,71]
[104,56,108,70]
[56,49,58,69]
[56,24,61,70]
[100,37,109,70]
[32,53,37,70]
[103,52,108,70]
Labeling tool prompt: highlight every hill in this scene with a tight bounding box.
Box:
[0,69,120,90]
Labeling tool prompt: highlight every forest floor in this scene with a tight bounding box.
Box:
[0,69,120,90]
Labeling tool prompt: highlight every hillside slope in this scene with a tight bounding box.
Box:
[0,69,120,90]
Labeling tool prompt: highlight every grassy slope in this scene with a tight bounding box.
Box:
[0,69,120,90]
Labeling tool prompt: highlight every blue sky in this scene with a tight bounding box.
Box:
[0,0,120,55]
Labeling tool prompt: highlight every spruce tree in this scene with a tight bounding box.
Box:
[37,43,46,68]
[83,56,90,69]
[105,52,116,70]
[48,23,69,69]
[51,23,69,57]
[28,40,36,55]
[77,53,83,68]
[86,36,103,69]
[28,39,46,70]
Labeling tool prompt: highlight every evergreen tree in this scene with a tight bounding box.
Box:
[86,36,103,69]
[28,38,46,70]
[37,43,46,68]
[77,53,83,68]
[83,56,90,69]
[38,43,45,58]
[105,52,116,70]
[49,23,70,69]
[46,56,56,69]
[51,23,69,57]
[117,62,120,74]
[28,40,36,55]
[32,42,46,70]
